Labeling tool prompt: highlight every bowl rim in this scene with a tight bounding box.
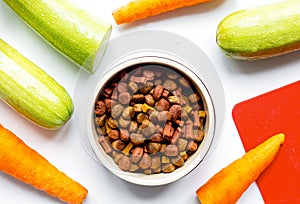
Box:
[86,53,216,186]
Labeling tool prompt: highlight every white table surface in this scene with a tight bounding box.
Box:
[1,0,299,203]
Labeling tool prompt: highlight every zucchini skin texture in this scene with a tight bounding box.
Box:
[216,0,300,60]
[3,0,112,73]
[0,39,73,129]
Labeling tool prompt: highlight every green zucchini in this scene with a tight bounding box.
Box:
[3,0,112,73]
[0,39,73,129]
[216,0,300,60]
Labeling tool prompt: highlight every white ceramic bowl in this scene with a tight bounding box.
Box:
[86,53,216,186]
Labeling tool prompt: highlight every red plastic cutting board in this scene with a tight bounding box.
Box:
[232,81,300,204]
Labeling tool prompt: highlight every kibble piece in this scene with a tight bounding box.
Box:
[155,98,170,111]
[122,106,135,119]
[143,70,155,81]
[118,155,131,171]
[98,136,112,154]
[95,101,106,115]
[108,129,119,140]
[169,104,182,121]
[171,156,185,167]
[119,117,130,128]
[153,85,163,100]
[136,113,149,124]
[187,141,198,152]
[141,120,156,136]
[114,153,123,164]
[130,133,145,145]
[145,94,155,106]
[132,94,145,103]
[140,85,153,94]
[131,147,144,163]
[133,104,143,112]
[168,95,180,104]
[178,77,190,88]
[158,111,171,122]
[117,82,128,92]
[162,163,176,173]
[188,93,201,104]
[95,114,106,127]
[177,138,188,151]
[163,79,177,91]
[112,140,125,151]
[122,142,134,155]
[149,110,159,121]
[119,92,131,104]
[150,155,161,169]
[194,129,205,142]
[129,163,140,172]
[120,129,130,141]
[106,118,117,129]
[139,153,152,169]
[146,142,162,154]
[111,104,124,119]
[129,121,138,132]
[164,144,179,157]
[161,155,170,164]
[150,133,163,143]
[128,81,139,93]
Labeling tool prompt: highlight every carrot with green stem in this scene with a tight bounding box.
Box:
[196,133,285,204]
[0,124,88,204]
[112,0,211,24]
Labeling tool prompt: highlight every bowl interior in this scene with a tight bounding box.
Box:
[87,55,216,186]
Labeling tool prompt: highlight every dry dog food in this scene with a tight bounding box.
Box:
[94,63,207,174]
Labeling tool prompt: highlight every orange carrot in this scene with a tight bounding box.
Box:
[0,124,88,204]
[112,0,211,24]
[196,133,285,204]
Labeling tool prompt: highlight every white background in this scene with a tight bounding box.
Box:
[0,0,299,203]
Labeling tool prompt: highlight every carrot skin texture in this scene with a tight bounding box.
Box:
[0,124,88,204]
[196,133,285,204]
[112,0,211,24]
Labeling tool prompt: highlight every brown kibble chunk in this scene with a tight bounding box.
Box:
[171,156,185,167]
[128,81,139,93]
[117,82,128,92]
[95,101,106,115]
[131,147,144,163]
[130,133,145,145]
[119,92,131,104]
[112,140,125,151]
[108,129,119,140]
[122,106,135,119]
[188,141,198,152]
[169,104,182,121]
[153,85,163,100]
[162,163,175,173]
[146,142,162,154]
[141,120,156,136]
[111,104,124,119]
[150,155,161,169]
[139,153,152,169]
[145,94,155,106]
[163,79,177,91]
[156,98,170,111]
[95,114,106,127]
[98,136,112,154]
[118,155,131,171]
[189,93,200,104]
[120,129,130,141]
[164,144,179,157]
[119,117,130,128]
